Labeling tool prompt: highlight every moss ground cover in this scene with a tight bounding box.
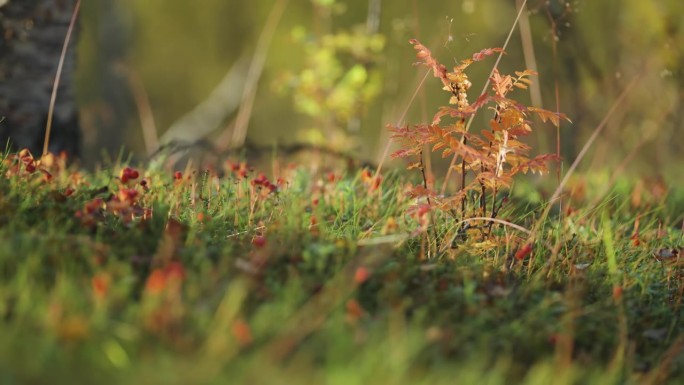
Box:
[0,149,681,384]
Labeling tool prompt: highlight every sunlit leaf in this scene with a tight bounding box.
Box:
[409,39,449,87]
[472,47,504,61]
[481,130,495,142]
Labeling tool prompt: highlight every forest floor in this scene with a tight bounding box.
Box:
[0,149,682,385]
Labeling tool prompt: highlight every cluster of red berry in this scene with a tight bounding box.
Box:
[251,173,278,193]
[119,166,140,183]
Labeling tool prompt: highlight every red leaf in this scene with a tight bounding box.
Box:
[527,107,572,127]
[345,299,366,322]
[612,286,623,301]
[409,39,450,87]
[232,319,253,347]
[491,69,513,97]
[470,93,491,110]
[91,273,110,300]
[514,243,533,260]
[472,47,504,61]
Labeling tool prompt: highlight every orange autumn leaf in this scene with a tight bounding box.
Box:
[145,262,186,295]
[515,243,533,260]
[361,169,382,191]
[389,40,565,245]
[91,273,110,300]
[232,319,253,347]
[345,299,366,323]
[145,269,168,294]
[612,286,623,301]
[472,47,504,61]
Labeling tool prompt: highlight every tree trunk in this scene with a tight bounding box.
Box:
[0,0,80,156]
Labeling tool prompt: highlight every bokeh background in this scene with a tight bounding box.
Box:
[75,0,683,181]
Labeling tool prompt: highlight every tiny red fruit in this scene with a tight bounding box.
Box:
[252,235,267,248]
[354,267,371,284]
[612,286,623,301]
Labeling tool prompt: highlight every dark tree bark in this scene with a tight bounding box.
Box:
[0,0,80,156]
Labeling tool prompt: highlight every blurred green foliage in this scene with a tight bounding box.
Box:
[75,0,683,181]
[276,2,385,149]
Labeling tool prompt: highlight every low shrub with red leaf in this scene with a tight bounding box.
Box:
[390,39,570,241]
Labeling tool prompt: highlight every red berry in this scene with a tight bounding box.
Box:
[354,267,371,284]
[252,235,267,248]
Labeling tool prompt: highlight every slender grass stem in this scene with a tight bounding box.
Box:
[43,0,81,156]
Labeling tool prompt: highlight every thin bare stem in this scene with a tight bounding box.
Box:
[588,108,669,208]
[545,5,563,212]
[642,336,684,385]
[116,63,159,155]
[527,71,644,243]
[460,136,467,217]
[449,217,532,237]
[226,225,267,239]
[549,76,640,209]
[229,0,289,147]
[418,150,430,203]
[43,0,81,156]
[517,0,543,108]
[366,0,382,34]
[374,69,431,178]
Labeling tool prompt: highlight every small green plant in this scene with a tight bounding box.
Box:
[277,0,385,150]
[390,39,569,243]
